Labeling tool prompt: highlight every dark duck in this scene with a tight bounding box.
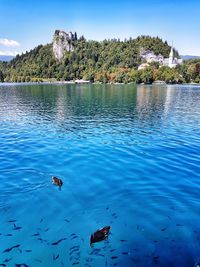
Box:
[52,176,63,190]
[90,226,111,245]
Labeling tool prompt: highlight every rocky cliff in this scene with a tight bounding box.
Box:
[53,30,77,60]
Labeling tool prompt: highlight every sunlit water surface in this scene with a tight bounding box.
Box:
[0,83,199,267]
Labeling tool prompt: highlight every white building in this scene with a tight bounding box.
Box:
[163,46,183,68]
[138,63,150,70]
[138,46,183,70]
[140,49,164,64]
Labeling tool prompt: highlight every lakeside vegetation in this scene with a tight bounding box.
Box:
[0,36,200,84]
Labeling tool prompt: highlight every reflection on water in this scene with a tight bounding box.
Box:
[0,83,200,266]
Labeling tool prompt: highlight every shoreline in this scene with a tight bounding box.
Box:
[0,81,200,86]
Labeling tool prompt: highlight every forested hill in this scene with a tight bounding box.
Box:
[2,36,178,83]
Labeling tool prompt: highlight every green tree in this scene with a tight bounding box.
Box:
[0,70,4,82]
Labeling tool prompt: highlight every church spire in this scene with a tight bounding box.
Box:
[169,42,174,68]
[169,43,174,59]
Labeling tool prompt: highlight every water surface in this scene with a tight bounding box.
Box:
[0,83,200,266]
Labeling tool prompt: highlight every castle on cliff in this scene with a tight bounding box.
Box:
[53,30,77,60]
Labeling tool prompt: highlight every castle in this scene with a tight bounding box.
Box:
[53,30,77,60]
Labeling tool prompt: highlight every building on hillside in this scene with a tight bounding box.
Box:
[140,50,164,64]
[138,46,183,70]
[163,46,183,68]
[138,63,150,70]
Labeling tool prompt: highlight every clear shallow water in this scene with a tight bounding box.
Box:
[0,83,199,267]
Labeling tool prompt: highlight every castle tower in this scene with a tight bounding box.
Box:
[168,45,174,68]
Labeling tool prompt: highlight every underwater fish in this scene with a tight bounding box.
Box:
[70,233,77,237]
[153,256,159,263]
[120,239,127,242]
[13,227,22,230]
[5,234,12,236]
[15,264,29,267]
[8,220,17,223]
[4,258,12,262]
[13,224,22,230]
[32,233,40,236]
[40,218,43,223]
[90,226,111,245]
[71,236,78,239]
[3,244,20,253]
[69,252,80,261]
[111,256,118,259]
[161,228,167,231]
[0,264,6,266]
[122,252,129,255]
[25,250,32,253]
[70,245,80,250]
[51,238,66,245]
[72,262,79,265]
[69,249,79,255]
[64,219,70,223]
[53,253,59,260]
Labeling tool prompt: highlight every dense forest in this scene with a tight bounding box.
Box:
[0,35,200,84]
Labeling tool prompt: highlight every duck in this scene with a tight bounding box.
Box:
[52,176,63,189]
[90,226,111,245]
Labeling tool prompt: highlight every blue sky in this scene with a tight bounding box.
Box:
[0,0,200,56]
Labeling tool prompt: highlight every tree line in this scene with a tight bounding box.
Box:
[0,35,199,84]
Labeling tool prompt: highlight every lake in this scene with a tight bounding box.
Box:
[0,83,199,267]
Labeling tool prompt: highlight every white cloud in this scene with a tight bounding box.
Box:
[0,38,20,47]
[0,50,19,56]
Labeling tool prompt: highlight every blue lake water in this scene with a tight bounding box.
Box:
[0,83,199,267]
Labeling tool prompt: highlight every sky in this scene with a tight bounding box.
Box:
[0,0,200,56]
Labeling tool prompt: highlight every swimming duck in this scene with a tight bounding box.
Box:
[90,226,111,245]
[52,176,63,189]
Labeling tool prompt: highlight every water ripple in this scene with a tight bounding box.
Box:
[0,84,199,266]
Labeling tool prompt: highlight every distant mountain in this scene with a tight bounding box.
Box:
[0,55,15,62]
[181,55,200,60]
